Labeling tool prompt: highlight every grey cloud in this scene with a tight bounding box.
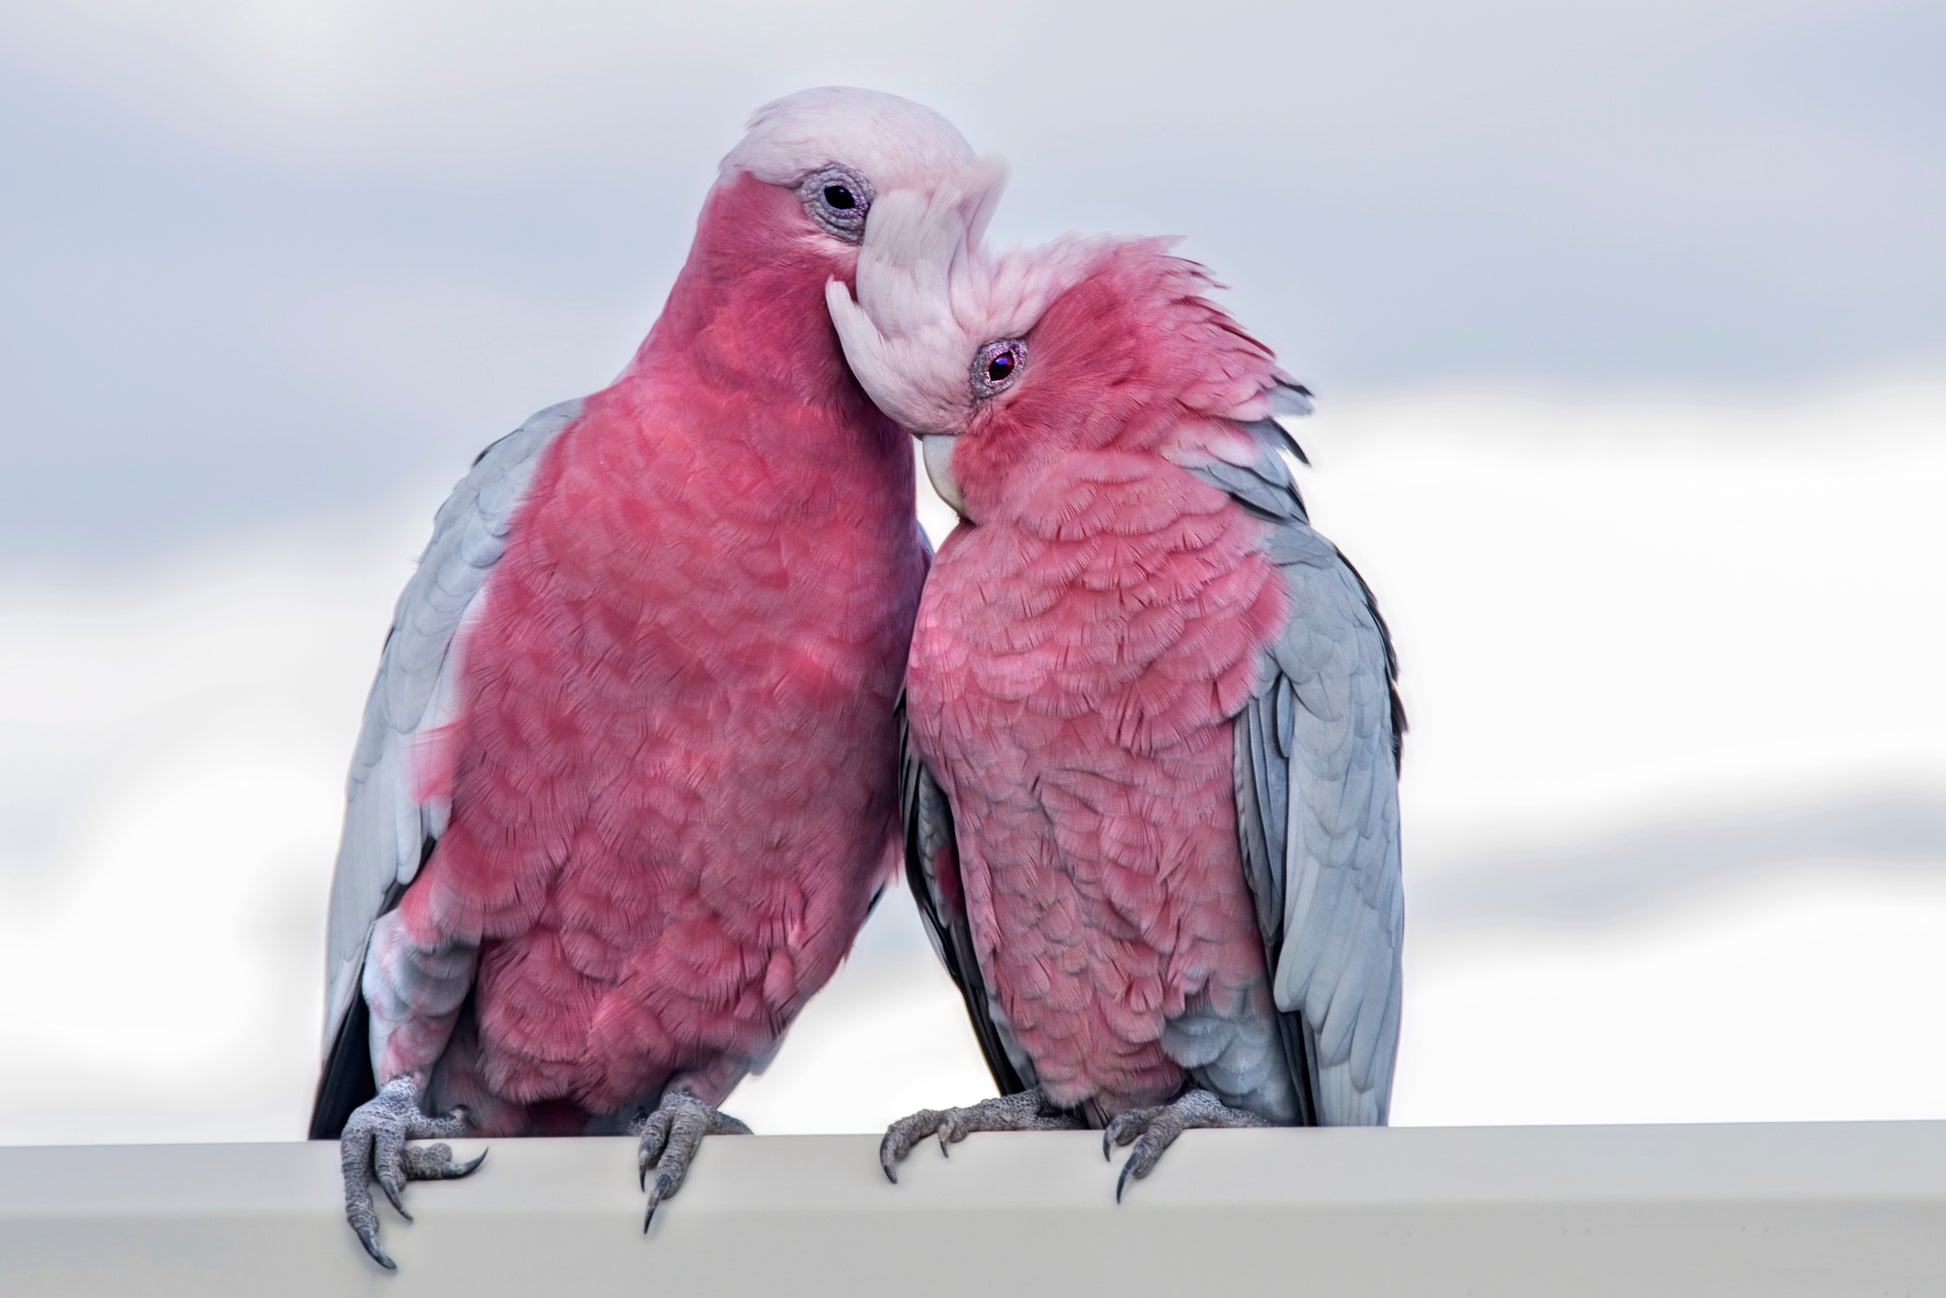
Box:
[2,0,1941,559]
[1411,789,1946,936]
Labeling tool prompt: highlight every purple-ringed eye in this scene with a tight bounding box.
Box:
[799,165,873,243]
[972,338,1027,399]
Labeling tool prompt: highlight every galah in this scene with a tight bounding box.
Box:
[309,88,981,1267]
[827,174,1405,1196]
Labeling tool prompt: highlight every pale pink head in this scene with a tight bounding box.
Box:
[636,88,985,405]
[827,168,1312,521]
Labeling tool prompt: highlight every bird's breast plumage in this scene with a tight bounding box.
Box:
[394,379,925,1124]
[907,453,1290,1115]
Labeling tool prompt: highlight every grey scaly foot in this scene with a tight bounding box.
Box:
[339,1076,482,1270]
[879,1088,1085,1183]
[633,1090,751,1232]
[1102,1087,1270,1202]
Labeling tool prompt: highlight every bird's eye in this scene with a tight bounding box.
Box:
[799,165,873,243]
[972,339,1027,399]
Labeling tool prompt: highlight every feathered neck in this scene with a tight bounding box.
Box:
[626,172,870,416]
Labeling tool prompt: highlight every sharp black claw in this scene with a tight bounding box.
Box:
[379,1178,408,1219]
[456,1150,487,1177]
[882,1161,899,1185]
[358,1230,397,1271]
[1102,1130,1113,1162]
[1116,1161,1134,1204]
[642,1170,676,1235]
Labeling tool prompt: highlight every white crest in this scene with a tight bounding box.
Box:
[827,157,1111,435]
[723,87,976,193]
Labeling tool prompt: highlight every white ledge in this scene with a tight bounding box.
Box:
[3,1123,1944,1295]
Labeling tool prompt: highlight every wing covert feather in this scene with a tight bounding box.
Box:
[318,401,579,1071]
[1204,416,1406,1127]
[898,700,1033,1097]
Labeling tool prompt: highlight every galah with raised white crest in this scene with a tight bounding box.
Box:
[310,87,985,1268]
[827,174,1406,1197]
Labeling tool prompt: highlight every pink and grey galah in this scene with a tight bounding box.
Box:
[826,168,1406,1196]
[309,88,986,1267]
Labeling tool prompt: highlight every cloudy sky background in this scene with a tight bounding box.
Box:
[1,0,1941,1144]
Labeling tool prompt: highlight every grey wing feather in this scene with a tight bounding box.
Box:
[1192,413,1406,1127]
[898,701,1035,1097]
[318,400,580,1062]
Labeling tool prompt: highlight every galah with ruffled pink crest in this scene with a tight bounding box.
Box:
[827,173,1406,1197]
[309,88,985,1267]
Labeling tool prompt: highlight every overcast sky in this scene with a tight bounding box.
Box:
[4,0,1942,557]
[0,0,1942,1144]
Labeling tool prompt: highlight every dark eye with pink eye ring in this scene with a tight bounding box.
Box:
[972,338,1027,399]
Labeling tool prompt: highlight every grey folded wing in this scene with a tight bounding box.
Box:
[1191,404,1407,1127]
[898,701,1034,1097]
[310,400,578,1135]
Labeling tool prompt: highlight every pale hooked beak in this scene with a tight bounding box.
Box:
[921,434,966,518]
